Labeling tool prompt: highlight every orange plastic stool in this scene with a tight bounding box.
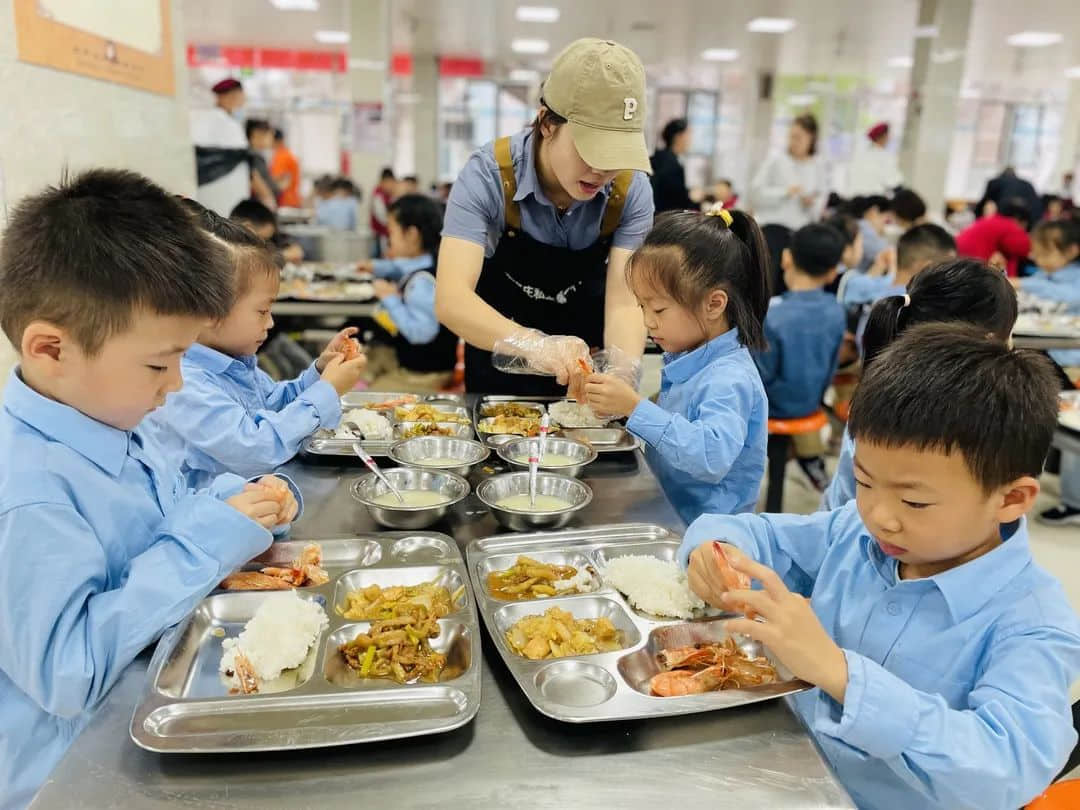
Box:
[765,410,828,512]
[1026,779,1080,809]
[832,372,859,387]
[833,400,851,422]
[767,410,828,436]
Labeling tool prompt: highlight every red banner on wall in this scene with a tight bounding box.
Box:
[187,46,483,77]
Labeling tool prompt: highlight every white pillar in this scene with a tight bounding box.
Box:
[348,0,392,195]
[1056,80,1080,199]
[411,53,439,190]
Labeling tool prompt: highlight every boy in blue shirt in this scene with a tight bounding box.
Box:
[0,170,301,810]
[839,223,955,309]
[682,323,1080,810]
[755,223,847,496]
[147,208,368,489]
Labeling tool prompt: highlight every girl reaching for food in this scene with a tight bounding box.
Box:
[584,209,771,524]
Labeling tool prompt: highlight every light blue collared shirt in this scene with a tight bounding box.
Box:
[840,274,904,308]
[442,128,654,257]
[679,502,1080,810]
[0,371,278,810]
[626,329,768,526]
[1021,263,1080,312]
[314,196,357,230]
[145,343,341,490]
[857,218,888,272]
[372,254,441,344]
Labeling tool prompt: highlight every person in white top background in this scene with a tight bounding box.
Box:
[846,121,903,197]
[750,113,828,231]
[192,78,251,216]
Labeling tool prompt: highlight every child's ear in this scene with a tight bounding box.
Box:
[21,321,68,373]
[780,248,793,272]
[995,476,1040,524]
[704,288,729,320]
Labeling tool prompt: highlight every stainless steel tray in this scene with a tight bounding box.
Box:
[473,396,641,454]
[303,393,472,459]
[467,523,809,723]
[131,534,481,752]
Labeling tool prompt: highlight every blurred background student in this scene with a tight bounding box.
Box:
[650,118,694,213]
[270,129,301,209]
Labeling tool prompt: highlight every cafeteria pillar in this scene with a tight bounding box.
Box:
[348,0,393,194]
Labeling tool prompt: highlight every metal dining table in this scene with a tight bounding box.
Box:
[30,439,853,809]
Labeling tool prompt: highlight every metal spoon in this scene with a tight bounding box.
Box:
[351,442,404,504]
[537,414,551,464]
[528,439,540,508]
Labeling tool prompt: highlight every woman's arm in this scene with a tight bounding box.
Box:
[604,246,646,357]
[434,236,522,351]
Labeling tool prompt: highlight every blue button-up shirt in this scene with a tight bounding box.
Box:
[680,502,1080,810]
[857,218,889,272]
[373,254,440,344]
[755,289,846,419]
[0,371,276,810]
[626,329,768,526]
[314,196,357,230]
[1021,263,1080,312]
[145,344,341,490]
[840,273,904,308]
[442,129,654,256]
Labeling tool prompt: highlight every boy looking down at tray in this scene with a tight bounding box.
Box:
[146,204,367,488]
[0,170,303,810]
[679,324,1080,810]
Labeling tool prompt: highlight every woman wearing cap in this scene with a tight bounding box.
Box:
[749,113,828,232]
[436,38,654,395]
[846,122,903,197]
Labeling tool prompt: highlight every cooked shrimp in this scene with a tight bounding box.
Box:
[650,663,731,696]
[712,541,756,619]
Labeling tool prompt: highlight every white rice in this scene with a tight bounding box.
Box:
[337,408,392,440]
[602,555,705,619]
[549,400,607,428]
[219,591,329,688]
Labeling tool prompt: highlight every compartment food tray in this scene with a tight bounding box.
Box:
[473,395,642,454]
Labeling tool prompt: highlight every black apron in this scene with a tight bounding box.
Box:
[464,137,631,395]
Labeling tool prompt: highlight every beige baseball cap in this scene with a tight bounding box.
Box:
[542,38,652,175]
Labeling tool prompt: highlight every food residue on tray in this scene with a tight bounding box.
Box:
[338,581,464,621]
[393,404,469,424]
[478,415,550,436]
[362,395,419,411]
[371,490,451,507]
[505,607,624,660]
[601,555,705,619]
[220,543,330,591]
[487,555,597,600]
[219,591,329,695]
[495,494,572,512]
[481,402,544,419]
[649,637,779,696]
[400,423,455,438]
[337,408,392,440]
[548,400,607,429]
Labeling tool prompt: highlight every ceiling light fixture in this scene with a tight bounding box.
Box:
[787,93,817,106]
[1006,31,1063,47]
[931,49,963,64]
[509,68,541,82]
[747,17,796,34]
[701,48,738,62]
[511,38,550,54]
[887,56,914,68]
[270,0,319,9]
[314,30,349,44]
[516,6,560,23]
[914,25,939,38]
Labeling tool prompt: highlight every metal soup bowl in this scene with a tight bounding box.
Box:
[389,436,491,477]
[475,472,592,532]
[496,437,597,478]
[351,467,470,529]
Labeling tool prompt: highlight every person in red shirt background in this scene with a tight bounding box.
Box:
[955,197,1032,276]
[270,129,301,209]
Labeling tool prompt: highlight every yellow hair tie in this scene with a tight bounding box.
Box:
[706,207,733,226]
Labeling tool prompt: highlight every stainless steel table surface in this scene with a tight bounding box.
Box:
[30,445,853,809]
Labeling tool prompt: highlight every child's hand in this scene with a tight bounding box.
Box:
[316,327,361,372]
[583,373,641,418]
[687,541,751,609]
[868,247,896,277]
[373,279,398,300]
[226,487,284,530]
[321,353,367,395]
[254,475,299,524]
[720,553,849,703]
[355,259,374,276]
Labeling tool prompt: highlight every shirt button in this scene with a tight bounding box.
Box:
[886,602,902,616]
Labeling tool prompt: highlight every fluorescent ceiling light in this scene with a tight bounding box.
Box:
[314,30,349,44]
[701,48,738,62]
[914,25,938,38]
[888,56,914,68]
[931,49,963,64]
[1006,31,1063,47]
[747,17,795,33]
[511,38,550,54]
[270,0,319,9]
[1066,66,1080,79]
[516,6,559,23]
[509,68,540,82]
[787,93,817,106]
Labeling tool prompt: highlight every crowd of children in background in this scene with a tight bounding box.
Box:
[1,151,1079,810]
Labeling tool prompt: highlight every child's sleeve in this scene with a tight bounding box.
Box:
[0,495,270,719]
[1021,278,1080,308]
[162,368,341,478]
[259,363,324,411]
[626,375,758,484]
[677,504,857,594]
[204,472,305,537]
[380,274,441,344]
[810,623,1080,809]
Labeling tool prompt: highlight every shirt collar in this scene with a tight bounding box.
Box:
[862,518,1032,623]
[662,329,742,385]
[185,342,252,373]
[3,368,130,477]
[512,130,612,209]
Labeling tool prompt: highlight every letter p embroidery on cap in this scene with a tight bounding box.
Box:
[623,97,638,121]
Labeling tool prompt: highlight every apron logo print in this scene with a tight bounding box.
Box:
[623,97,638,120]
[504,272,580,304]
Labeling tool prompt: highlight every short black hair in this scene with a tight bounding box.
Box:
[896,223,955,270]
[848,195,891,218]
[331,177,357,195]
[380,167,396,181]
[661,118,689,148]
[848,322,1059,492]
[388,194,444,256]
[403,175,419,184]
[182,197,281,293]
[245,118,272,140]
[999,196,1032,227]
[891,188,927,223]
[314,174,334,193]
[0,171,232,354]
[274,128,285,141]
[789,223,845,277]
[230,198,277,230]
[1032,219,1080,253]
[825,213,859,247]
